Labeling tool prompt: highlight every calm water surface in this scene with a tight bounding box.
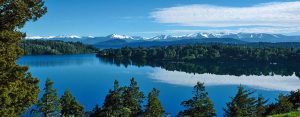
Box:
[17,54,300,117]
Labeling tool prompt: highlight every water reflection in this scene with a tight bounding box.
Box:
[18,54,97,67]
[98,57,300,91]
[98,57,300,78]
[149,68,300,91]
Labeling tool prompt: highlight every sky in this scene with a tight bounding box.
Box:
[22,0,300,37]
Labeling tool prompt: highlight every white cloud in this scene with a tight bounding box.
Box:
[150,2,300,33]
[149,68,300,91]
[163,27,300,34]
[138,27,300,36]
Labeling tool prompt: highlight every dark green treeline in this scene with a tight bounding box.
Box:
[97,45,300,63]
[20,40,98,55]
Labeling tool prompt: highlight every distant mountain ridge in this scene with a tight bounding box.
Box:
[25,33,300,48]
[26,33,298,42]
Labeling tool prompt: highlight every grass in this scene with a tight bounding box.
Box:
[268,110,300,117]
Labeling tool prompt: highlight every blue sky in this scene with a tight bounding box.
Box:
[22,0,300,37]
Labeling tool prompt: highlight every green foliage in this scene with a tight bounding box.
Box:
[32,79,61,117]
[99,80,126,116]
[20,40,98,55]
[60,89,84,117]
[268,109,300,117]
[0,0,46,116]
[89,79,163,117]
[0,0,47,31]
[268,94,294,115]
[91,79,146,117]
[122,78,145,116]
[256,95,269,117]
[224,85,257,117]
[90,104,102,117]
[144,88,164,117]
[98,44,300,63]
[178,82,216,117]
[288,89,300,109]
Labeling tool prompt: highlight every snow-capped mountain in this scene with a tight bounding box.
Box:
[149,35,187,40]
[106,34,133,39]
[25,33,300,44]
[106,34,147,41]
[25,35,93,39]
[146,32,287,41]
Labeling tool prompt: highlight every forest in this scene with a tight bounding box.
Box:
[20,40,98,55]
[97,44,300,63]
[30,78,300,117]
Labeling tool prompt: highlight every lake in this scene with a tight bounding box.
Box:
[17,54,300,117]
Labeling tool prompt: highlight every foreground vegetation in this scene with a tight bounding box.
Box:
[269,110,300,117]
[0,0,47,116]
[20,40,98,55]
[29,78,300,117]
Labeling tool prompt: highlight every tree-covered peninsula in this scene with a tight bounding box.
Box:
[20,40,98,55]
[97,44,300,63]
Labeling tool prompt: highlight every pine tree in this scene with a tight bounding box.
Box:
[144,88,164,117]
[178,82,216,117]
[100,80,130,116]
[224,85,257,117]
[90,104,102,117]
[60,89,84,117]
[255,95,268,117]
[288,89,300,109]
[33,79,61,117]
[0,0,46,116]
[270,94,294,114]
[123,78,144,116]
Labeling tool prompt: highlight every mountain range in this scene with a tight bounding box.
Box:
[25,33,300,48]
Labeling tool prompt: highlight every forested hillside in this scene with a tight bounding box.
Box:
[20,40,98,55]
[97,44,300,63]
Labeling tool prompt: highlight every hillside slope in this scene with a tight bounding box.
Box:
[20,40,98,55]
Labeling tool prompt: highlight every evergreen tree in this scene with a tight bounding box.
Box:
[144,88,164,117]
[100,80,130,116]
[90,104,102,117]
[288,89,300,109]
[21,40,97,55]
[33,79,61,117]
[123,78,144,116]
[60,89,84,117]
[178,82,216,117]
[224,85,256,117]
[269,94,294,114]
[255,95,268,117]
[0,0,46,116]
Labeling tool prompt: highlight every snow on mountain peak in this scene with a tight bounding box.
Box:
[107,34,133,39]
[57,35,82,38]
[25,36,54,39]
[25,32,287,41]
[25,35,82,39]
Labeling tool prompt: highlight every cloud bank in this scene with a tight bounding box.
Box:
[151,2,300,34]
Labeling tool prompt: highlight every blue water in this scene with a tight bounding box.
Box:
[17,54,300,117]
